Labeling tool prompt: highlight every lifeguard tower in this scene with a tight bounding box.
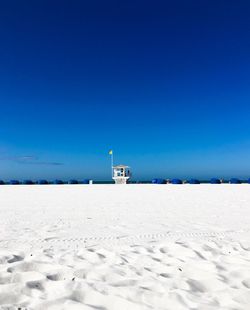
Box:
[112,165,131,184]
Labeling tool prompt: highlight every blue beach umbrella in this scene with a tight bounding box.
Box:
[68,180,78,184]
[82,179,90,184]
[10,180,20,185]
[54,180,64,184]
[37,179,49,185]
[152,178,166,184]
[171,179,182,184]
[229,178,241,184]
[188,179,200,184]
[23,180,34,185]
[210,178,221,184]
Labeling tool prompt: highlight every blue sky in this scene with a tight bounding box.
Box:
[0,0,250,180]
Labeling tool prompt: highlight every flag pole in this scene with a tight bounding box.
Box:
[110,150,114,178]
[111,151,113,178]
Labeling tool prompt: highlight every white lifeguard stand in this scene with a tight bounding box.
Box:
[112,165,131,184]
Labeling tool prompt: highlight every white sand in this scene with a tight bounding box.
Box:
[0,184,250,309]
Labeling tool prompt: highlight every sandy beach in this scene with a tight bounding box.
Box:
[1,184,250,309]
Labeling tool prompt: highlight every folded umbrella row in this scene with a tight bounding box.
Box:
[152,178,249,184]
[0,179,90,185]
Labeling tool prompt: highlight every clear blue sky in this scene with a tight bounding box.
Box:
[0,0,250,180]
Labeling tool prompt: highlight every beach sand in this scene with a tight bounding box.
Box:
[0,184,250,309]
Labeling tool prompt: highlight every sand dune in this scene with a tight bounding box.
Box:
[0,184,250,309]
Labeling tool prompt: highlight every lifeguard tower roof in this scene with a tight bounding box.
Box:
[113,165,130,168]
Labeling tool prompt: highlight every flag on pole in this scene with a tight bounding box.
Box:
[109,150,113,155]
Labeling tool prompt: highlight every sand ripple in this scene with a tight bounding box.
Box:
[0,239,249,309]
